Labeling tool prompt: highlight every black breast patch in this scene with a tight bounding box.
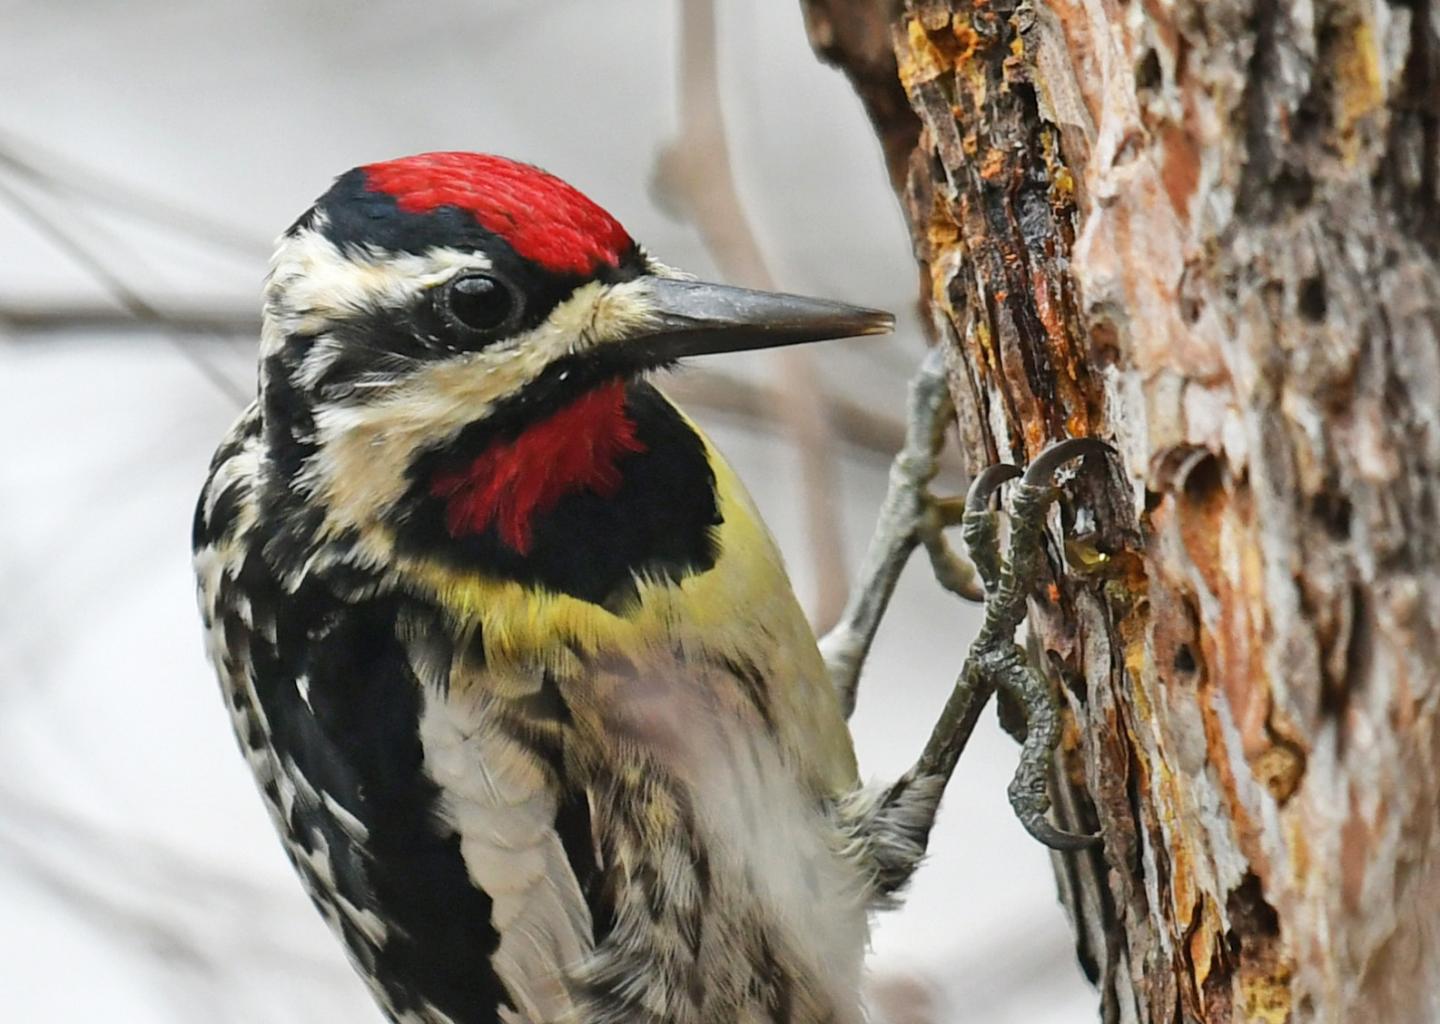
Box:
[395,380,721,610]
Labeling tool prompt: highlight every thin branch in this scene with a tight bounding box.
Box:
[1,299,929,468]
[654,0,851,630]
[663,368,926,468]
[0,302,260,336]
[0,171,249,404]
[0,125,266,259]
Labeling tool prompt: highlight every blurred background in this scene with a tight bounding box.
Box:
[0,2,1095,1021]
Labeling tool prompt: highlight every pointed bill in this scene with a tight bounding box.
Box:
[616,277,894,364]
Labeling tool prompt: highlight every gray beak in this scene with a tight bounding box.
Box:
[619,277,894,364]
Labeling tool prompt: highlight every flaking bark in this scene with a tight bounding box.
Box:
[800,1,1440,1021]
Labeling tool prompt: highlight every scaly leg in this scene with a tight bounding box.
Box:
[907,438,1110,851]
[840,422,1109,898]
[819,348,982,720]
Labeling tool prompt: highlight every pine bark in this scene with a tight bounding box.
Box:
[800,1,1440,1021]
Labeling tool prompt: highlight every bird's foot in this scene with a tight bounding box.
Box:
[959,438,1111,850]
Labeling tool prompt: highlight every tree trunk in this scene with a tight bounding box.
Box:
[800,1,1440,1021]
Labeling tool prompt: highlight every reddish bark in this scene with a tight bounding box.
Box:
[802,1,1440,1020]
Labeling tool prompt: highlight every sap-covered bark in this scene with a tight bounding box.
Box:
[802,0,1440,1020]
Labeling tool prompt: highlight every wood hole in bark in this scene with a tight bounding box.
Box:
[1226,872,1281,950]
[1344,584,1374,686]
[1298,274,1328,322]
[1135,48,1162,93]
[1150,443,1220,497]
[1089,316,1121,367]
[1125,746,1150,878]
[1254,733,1307,804]
[1321,582,1374,733]
[1309,491,1351,539]
[1272,168,1317,211]
[1049,649,1089,704]
[1225,873,1294,1021]
[1181,450,1223,502]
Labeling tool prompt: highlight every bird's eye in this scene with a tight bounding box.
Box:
[438,273,521,339]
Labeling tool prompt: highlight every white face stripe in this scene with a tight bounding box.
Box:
[294,278,647,540]
[262,222,668,543]
[264,219,497,345]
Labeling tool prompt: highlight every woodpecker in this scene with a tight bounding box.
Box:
[194,152,1102,1024]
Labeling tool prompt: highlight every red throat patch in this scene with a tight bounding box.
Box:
[361,152,634,276]
[429,382,647,554]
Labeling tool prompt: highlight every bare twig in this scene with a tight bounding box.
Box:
[661,369,917,469]
[0,171,249,403]
[1,299,926,467]
[0,126,266,259]
[0,302,260,336]
[654,0,851,630]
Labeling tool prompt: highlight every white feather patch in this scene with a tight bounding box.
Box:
[418,684,592,1023]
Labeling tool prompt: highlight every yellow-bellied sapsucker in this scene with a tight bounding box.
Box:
[193,152,1104,1024]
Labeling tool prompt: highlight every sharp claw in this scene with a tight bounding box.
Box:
[965,463,1022,513]
[1021,437,1114,486]
[893,384,1115,863]
[1021,814,1102,852]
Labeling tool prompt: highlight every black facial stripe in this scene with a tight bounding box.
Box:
[303,316,442,401]
[392,381,720,609]
[275,172,649,401]
[260,349,319,479]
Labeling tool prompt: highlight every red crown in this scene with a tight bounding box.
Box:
[362,152,633,276]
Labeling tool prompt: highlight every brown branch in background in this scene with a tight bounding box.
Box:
[797,0,915,193]
[0,128,266,259]
[1,302,927,470]
[0,169,249,404]
[662,369,917,470]
[0,303,260,336]
[652,0,850,630]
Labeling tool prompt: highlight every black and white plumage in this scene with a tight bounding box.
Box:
[192,153,940,1024]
